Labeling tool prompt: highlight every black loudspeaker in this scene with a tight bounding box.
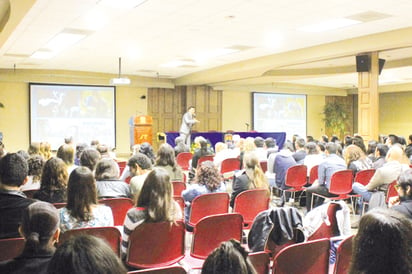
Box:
[379,58,385,75]
[356,55,370,72]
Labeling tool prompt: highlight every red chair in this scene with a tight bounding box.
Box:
[117,161,127,175]
[99,198,134,226]
[187,192,229,229]
[171,181,186,196]
[220,158,240,179]
[233,189,270,228]
[311,170,354,211]
[197,155,214,166]
[126,221,185,269]
[248,251,271,274]
[307,202,341,241]
[128,265,187,274]
[354,169,375,186]
[0,237,25,262]
[190,213,243,259]
[308,165,319,185]
[386,180,398,203]
[259,161,268,173]
[284,165,308,201]
[53,202,67,209]
[176,152,192,171]
[59,226,121,256]
[333,235,354,274]
[173,196,185,214]
[272,238,330,274]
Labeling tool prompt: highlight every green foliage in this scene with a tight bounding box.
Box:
[0,103,3,108]
[322,101,348,139]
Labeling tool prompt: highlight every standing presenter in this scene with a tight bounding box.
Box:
[179,106,199,146]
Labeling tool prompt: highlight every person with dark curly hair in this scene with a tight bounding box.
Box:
[21,155,45,191]
[202,239,256,274]
[349,208,412,274]
[182,161,226,225]
[33,157,68,203]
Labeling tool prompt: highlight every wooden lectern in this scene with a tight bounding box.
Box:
[133,115,153,145]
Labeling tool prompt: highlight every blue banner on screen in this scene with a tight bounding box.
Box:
[30,83,116,150]
[252,92,306,140]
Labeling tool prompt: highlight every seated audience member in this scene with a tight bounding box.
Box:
[202,239,257,274]
[56,144,77,174]
[16,150,30,161]
[292,137,306,164]
[155,143,183,182]
[47,235,126,274]
[94,158,131,199]
[321,135,329,143]
[265,137,278,157]
[74,142,88,166]
[352,135,367,153]
[388,169,412,219]
[213,142,237,170]
[33,157,68,203]
[79,148,101,172]
[174,136,189,156]
[253,137,267,162]
[96,144,111,159]
[405,134,412,163]
[121,168,182,258]
[0,153,35,238]
[182,161,226,225]
[0,141,6,158]
[59,167,113,233]
[352,145,410,205]
[230,152,269,208]
[239,137,256,168]
[0,201,60,274]
[21,155,44,191]
[306,142,346,211]
[90,139,100,148]
[127,153,152,203]
[372,144,389,169]
[343,144,372,174]
[39,142,52,161]
[191,136,214,171]
[139,142,156,164]
[28,142,41,156]
[349,209,412,274]
[303,142,324,177]
[366,140,378,162]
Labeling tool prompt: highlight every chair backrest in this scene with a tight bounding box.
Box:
[333,235,354,274]
[260,161,268,173]
[52,202,67,209]
[272,238,330,274]
[329,170,354,197]
[171,181,186,196]
[308,165,319,185]
[173,196,185,213]
[176,152,192,171]
[386,180,398,203]
[197,155,214,166]
[248,251,270,274]
[191,213,243,259]
[220,158,240,175]
[99,198,134,226]
[233,189,269,228]
[0,237,25,262]
[354,169,375,186]
[307,202,340,241]
[126,221,185,269]
[128,265,187,274]
[188,192,230,227]
[285,165,308,190]
[59,226,121,256]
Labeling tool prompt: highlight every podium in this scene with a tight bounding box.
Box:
[133,115,153,145]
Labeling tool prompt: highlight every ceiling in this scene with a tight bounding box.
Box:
[1,0,412,92]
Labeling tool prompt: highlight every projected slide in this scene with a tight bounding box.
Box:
[30,83,116,150]
[253,92,306,140]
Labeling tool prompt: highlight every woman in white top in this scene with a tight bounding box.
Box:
[59,167,113,233]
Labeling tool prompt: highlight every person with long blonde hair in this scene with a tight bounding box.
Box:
[230,152,269,207]
[343,144,372,174]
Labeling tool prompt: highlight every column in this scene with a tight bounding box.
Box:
[358,52,379,143]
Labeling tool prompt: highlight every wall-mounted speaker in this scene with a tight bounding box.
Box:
[356,55,370,72]
[379,58,385,75]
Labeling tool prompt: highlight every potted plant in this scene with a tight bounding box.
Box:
[322,101,349,140]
